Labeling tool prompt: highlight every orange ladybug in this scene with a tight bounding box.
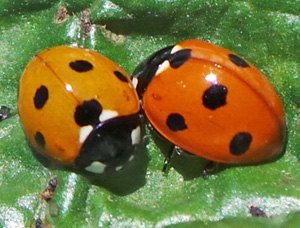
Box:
[132,39,286,165]
[18,46,141,173]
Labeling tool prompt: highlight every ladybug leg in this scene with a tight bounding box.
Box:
[162,147,174,173]
[162,145,183,173]
[202,161,215,179]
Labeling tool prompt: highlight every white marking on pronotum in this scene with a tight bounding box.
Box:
[131,126,141,145]
[156,44,183,76]
[155,60,170,76]
[132,77,138,89]
[79,125,93,143]
[99,109,119,122]
[85,161,106,174]
[171,44,183,54]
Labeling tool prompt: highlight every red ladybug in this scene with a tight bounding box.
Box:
[132,39,286,166]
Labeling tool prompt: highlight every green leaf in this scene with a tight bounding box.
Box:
[0,0,300,227]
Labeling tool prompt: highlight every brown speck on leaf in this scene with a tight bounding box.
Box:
[249,205,269,218]
[56,6,69,23]
[81,9,92,38]
[41,176,58,202]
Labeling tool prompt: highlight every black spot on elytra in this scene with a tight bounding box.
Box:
[74,99,102,126]
[35,131,45,148]
[69,60,93,72]
[34,85,48,109]
[202,84,228,110]
[114,71,128,82]
[229,54,249,68]
[169,49,191,69]
[166,113,187,131]
[230,132,252,155]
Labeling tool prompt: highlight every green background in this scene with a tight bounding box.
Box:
[0,0,300,227]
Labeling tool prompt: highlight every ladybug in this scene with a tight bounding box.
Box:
[132,39,286,166]
[18,46,141,174]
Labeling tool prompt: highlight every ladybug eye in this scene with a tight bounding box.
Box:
[69,60,93,72]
